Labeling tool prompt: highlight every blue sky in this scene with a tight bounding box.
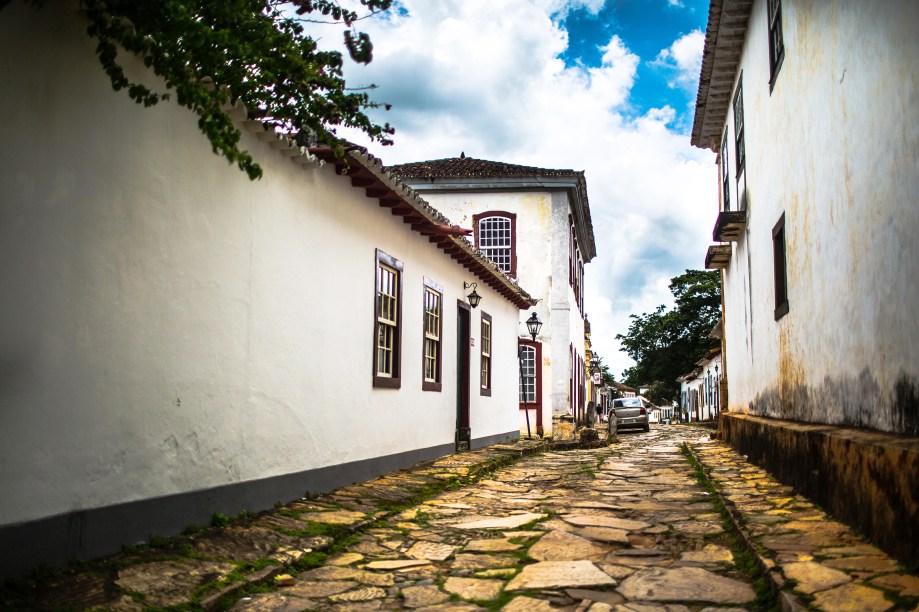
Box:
[313,0,718,377]
[561,0,709,128]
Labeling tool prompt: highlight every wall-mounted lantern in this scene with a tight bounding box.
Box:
[464,282,481,309]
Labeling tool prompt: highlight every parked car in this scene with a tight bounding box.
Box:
[610,396,651,432]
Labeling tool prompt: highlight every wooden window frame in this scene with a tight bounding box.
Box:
[480,311,492,396]
[473,211,517,277]
[568,215,575,287]
[767,0,785,91]
[733,77,745,179]
[422,277,443,392]
[772,213,789,320]
[373,249,403,388]
[721,130,731,211]
[518,340,542,411]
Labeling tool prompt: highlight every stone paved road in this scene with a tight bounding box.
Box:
[9,425,916,610]
[231,425,762,611]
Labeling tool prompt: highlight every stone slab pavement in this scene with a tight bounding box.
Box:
[4,425,917,611]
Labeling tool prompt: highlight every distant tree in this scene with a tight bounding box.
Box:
[23,0,395,180]
[616,270,721,402]
[644,381,672,406]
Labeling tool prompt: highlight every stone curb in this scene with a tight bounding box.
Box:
[686,440,918,612]
[685,442,807,612]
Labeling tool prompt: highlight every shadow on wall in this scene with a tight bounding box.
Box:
[749,370,919,436]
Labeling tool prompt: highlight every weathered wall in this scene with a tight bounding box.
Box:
[0,1,522,572]
[720,0,919,434]
[720,413,919,565]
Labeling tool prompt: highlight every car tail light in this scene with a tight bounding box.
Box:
[639,407,647,415]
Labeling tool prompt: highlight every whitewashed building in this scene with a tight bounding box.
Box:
[677,349,723,422]
[0,1,535,577]
[694,0,919,434]
[692,0,919,563]
[391,157,597,436]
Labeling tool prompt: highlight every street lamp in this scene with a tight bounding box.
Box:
[588,355,601,426]
[519,311,542,439]
[463,282,481,309]
[525,311,542,340]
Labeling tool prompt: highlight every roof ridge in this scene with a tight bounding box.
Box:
[388,156,580,177]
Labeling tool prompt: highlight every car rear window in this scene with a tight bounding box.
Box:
[613,398,642,408]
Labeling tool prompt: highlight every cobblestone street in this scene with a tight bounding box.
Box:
[239,426,760,611]
[7,424,918,611]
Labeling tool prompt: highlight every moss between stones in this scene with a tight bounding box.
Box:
[680,443,777,611]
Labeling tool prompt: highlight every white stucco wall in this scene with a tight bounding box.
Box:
[717,0,919,434]
[410,187,589,433]
[0,2,522,529]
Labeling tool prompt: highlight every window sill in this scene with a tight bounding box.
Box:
[422,381,442,392]
[373,376,401,389]
[480,388,492,397]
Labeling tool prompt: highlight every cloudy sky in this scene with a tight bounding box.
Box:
[312,0,717,378]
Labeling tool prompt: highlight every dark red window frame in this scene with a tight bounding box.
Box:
[373,248,403,389]
[421,276,443,392]
[518,340,542,412]
[473,211,517,277]
[480,311,492,396]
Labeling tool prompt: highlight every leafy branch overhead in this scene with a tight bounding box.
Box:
[34,0,395,179]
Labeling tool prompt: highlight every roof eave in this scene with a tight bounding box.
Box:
[309,148,538,310]
[400,172,597,263]
[690,0,754,151]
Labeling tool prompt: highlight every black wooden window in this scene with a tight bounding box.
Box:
[721,130,731,210]
[772,213,789,320]
[733,78,745,178]
[768,0,785,89]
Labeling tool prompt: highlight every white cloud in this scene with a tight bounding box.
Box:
[309,1,716,378]
[652,29,705,92]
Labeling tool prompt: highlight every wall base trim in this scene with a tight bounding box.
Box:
[1,430,519,580]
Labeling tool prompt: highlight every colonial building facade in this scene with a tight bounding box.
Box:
[391,157,597,436]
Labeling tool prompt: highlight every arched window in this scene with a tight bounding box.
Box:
[474,212,516,276]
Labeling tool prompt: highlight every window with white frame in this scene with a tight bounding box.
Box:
[422,278,443,391]
[519,344,536,403]
[474,212,516,276]
[374,249,403,388]
[480,312,492,395]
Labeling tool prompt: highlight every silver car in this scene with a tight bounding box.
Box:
[611,397,651,432]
